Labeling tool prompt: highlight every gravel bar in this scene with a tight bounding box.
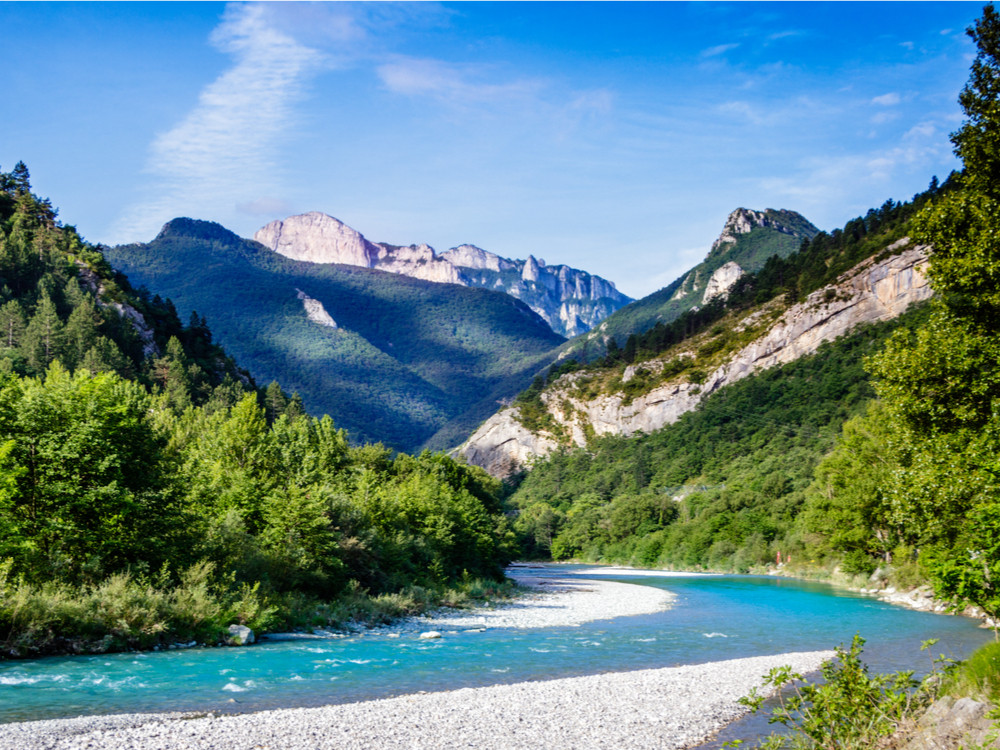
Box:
[0,650,834,750]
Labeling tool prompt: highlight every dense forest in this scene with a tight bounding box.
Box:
[105,220,564,453]
[0,166,515,657]
[508,4,1000,628]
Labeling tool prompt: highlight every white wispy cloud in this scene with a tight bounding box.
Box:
[111,3,324,242]
[767,30,803,42]
[377,57,545,105]
[872,92,902,106]
[701,43,740,58]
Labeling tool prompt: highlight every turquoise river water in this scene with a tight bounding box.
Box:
[0,567,992,724]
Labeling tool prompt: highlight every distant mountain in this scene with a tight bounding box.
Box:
[573,208,819,352]
[254,212,632,338]
[105,219,566,453]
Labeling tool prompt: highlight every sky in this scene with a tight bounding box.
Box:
[0,1,985,299]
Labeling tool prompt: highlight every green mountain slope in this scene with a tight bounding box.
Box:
[105,219,565,452]
[572,208,819,354]
[499,178,953,572]
[510,305,929,569]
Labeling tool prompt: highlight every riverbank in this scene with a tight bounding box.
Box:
[0,650,834,750]
[263,564,680,641]
[0,567,835,749]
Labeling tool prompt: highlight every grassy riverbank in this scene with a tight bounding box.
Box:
[0,565,519,659]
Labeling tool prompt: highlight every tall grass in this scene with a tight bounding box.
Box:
[0,560,521,659]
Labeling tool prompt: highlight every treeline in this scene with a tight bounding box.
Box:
[808,4,1000,622]
[510,4,1000,628]
[0,164,515,656]
[509,307,927,569]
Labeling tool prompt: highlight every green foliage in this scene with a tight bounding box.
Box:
[509,310,922,570]
[104,220,564,453]
[0,165,520,658]
[821,5,1000,621]
[802,402,906,569]
[942,641,1000,702]
[738,635,923,750]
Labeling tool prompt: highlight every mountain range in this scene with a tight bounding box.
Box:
[103,206,823,453]
[104,219,565,453]
[255,212,632,338]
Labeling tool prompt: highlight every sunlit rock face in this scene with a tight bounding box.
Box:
[459,241,932,477]
[255,212,632,337]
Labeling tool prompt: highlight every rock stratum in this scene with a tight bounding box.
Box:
[459,239,931,477]
[255,212,632,337]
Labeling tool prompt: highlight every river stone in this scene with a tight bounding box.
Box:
[419,631,442,640]
[227,624,255,646]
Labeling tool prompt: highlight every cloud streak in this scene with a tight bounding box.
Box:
[111,3,323,243]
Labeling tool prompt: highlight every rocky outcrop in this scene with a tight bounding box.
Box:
[459,241,931,477]
[254,213,631,337]
[76,262,160,358]
[702,261,743,303]
[890,696,1000,749]
[296,289,337,328]
[668,208,817,308]
[710,207,805,254]
[256,212,378,267]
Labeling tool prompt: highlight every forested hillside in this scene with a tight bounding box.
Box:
[566,208,818,357]
[507,5,1000,630]
[105,221,564,453]
[509,306,928,569]
[0,166,516,657]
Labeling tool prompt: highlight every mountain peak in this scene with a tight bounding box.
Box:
[709,208,815,256]
[156,218,243,244]
[252,212,632,337]
[254,212,377,266]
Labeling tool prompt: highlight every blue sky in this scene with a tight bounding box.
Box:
[0,1,983,298]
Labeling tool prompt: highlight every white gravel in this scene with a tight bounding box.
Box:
[0,568,834,749]
[0,651,833,750]
[407,568,677,631]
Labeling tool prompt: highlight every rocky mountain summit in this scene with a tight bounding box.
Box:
[459,239,931,476]
[670,208,818,306]
[255,212,632,338]
[574,208,818,352]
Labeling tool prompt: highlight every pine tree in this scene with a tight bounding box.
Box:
[22,293,65,373]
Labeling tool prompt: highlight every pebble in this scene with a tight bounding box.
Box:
[0,651,833,750]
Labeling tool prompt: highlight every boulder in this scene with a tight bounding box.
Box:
[227,624,255,646]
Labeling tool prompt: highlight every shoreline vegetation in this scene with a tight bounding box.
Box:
[2,564,998,748]
[0,567,834,750]
[0,568,522,660]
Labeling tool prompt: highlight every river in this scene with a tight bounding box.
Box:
[0,566,991,727]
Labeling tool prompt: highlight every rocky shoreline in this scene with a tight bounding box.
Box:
[0,651,834,750]
[0,567,834,750]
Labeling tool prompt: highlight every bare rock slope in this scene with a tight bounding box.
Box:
[460,240,931,477]
[255,212,632,337]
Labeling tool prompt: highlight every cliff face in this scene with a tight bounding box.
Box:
[254,212,632,337]
[459,240,931,477]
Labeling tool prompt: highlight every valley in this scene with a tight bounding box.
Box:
[3,3,1000,748]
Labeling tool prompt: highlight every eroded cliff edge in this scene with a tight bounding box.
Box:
[459,240,931,477]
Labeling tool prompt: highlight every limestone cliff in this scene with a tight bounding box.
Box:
[459,240,931,477]
[254,212,632,337]
[669,208,817,306]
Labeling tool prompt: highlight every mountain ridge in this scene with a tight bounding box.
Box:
[571,207,819,356]
[459,239,931,476]
[254,211,632,338]
[105,218,565,452]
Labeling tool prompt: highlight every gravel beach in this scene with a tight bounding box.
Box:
[0,569,834,749]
